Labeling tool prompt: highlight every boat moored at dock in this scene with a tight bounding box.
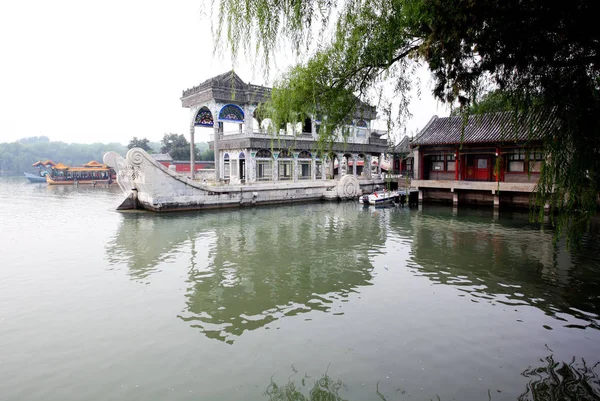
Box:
[104,148,385,212]
[104,71,393,212]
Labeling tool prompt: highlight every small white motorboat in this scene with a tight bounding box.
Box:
[359,189,401,206]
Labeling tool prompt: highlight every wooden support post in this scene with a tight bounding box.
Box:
[544,202,551,215]
[493,194,500,209]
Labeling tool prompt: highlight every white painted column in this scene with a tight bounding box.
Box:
[249,154,256,183]
[273,154,279,181]
[244,104,253,135]
[213,123,220,181]
[293,153,299,181]
[189,106,198,179]
[413,147,420,180]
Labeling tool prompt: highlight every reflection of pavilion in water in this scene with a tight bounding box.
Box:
[106,203,389,343]
[404,207,600,329]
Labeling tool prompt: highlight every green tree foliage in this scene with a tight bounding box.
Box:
[18,136,50,145]
[157,134,213,161]
[148,141,162,153]
[0,139,127,175]
[127,137,153,152]
[199,148,214,161]
[451,90,520,116]
[160,133,202,161]
[216,0,600,245]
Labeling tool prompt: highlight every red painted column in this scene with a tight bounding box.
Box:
[495,147,501,183]
[454,149,459,181]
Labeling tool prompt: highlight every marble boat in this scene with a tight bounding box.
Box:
[103,71,393,212]
[104,148,384,212]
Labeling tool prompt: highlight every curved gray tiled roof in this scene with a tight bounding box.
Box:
[412,111,558,146]
[394,135,411,153]
[151,153,173,162]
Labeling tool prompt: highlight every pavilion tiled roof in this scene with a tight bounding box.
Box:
[412,111,558,146]
[151,153,173,162]
[394,135,411,154]
[84,160,105,167]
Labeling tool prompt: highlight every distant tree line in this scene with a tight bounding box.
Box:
[0,136,128,176]
[0,134,214,176]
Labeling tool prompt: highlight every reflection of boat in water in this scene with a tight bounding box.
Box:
[46,160,115,185]
[105,202,386,343]
[24,171,48,183]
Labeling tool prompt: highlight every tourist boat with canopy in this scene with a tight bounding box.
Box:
[45,160,115,185]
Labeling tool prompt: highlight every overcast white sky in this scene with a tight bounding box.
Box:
[0,0,448,146]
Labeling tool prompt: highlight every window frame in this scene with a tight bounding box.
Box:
[506,148,543,173]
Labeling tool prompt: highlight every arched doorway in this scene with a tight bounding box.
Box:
[325,153,339,179]
[238,152,246,183]
[298,151,312,179]
[223,153,230,180]
[357,153,366,176]
[343,153,353,175]
[278,149,292,180]
[255,149,273,181]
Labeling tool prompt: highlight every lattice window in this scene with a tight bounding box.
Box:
[195,106,214,127]
[278,149,292,159]
[223,153,230,179]
[431,155,444,171]
[508,149,526,172]
[315,160,322,178]
[255,149,272,158]
[257,160,272,181]
[299,161,311,179]
[278,160,293,180]
[218,104,244,122]
[528,149,544,172]
[446,154,456,172]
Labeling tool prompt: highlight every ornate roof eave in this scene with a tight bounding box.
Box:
[412,111,556,147]
[181,71,272,108]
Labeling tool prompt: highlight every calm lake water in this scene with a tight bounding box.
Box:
[1,176,599,401]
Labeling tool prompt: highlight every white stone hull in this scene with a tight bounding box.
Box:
[104,148,385,212]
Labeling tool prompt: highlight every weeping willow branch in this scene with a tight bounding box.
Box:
[214,0,600,246]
